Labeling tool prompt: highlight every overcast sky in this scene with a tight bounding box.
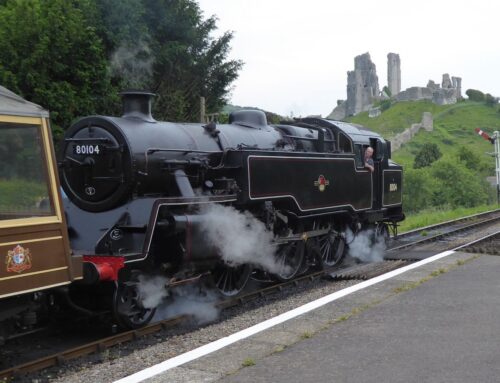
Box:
[196,0,500,117]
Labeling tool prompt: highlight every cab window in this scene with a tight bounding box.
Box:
[338,132,353,153]
[0,123,54,220]
[354,144,364,168]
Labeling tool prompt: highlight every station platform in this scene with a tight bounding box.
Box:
[130,250,500,383]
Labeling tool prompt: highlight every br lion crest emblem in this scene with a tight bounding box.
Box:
[6,245,32,273]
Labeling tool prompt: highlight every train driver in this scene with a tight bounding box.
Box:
[364,146,374,172]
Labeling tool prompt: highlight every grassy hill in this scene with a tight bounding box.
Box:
[348,100,499,173]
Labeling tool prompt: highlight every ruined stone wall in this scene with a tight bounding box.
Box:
[387,53,401,96]
[391,112,433,151]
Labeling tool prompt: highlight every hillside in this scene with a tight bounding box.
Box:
[348,100,499,172]
[348,99,499,213]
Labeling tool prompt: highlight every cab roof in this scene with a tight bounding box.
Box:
[0,85,49,118]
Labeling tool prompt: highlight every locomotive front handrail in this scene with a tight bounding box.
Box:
[64,137,112,142]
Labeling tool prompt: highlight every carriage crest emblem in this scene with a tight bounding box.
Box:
[6,245,32,273]
[314,175,330,192]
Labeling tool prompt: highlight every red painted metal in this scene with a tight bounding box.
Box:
[475,127,494,143]
[83,256,125,281]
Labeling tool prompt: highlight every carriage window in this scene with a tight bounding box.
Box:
[338,132,352,153]
[0,123,54,220]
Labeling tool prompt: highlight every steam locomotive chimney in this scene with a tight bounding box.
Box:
[121,90,156,122]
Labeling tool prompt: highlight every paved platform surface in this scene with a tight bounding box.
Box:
[144,251,500,383]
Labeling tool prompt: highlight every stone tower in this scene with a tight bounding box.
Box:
[346,53,380,116]
[387,53,401,96]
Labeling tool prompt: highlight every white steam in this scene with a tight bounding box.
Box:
[137,277,219,324]
[198,204,286,275]
[137,275,168,309]
[345,228,386,263]
[154,286,219,325]
[111,41,153,87]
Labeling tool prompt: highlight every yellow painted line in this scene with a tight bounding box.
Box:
[0,216,61,229]
[0,115,42,124]
[0,280,71,299]
[0,236,63,248]
[41,117,63,221]
[0,266,68,281]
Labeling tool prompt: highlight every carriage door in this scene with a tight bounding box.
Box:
[370,138,384,210]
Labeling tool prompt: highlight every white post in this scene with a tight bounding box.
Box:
[494,131,500,204]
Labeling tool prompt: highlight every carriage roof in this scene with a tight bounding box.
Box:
[0,85,49,118]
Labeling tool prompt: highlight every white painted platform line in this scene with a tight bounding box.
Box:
[114,250,455,383]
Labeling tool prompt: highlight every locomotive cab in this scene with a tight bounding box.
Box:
[0,86,82,340]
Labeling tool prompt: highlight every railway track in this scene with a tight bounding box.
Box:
[2,210,500,381]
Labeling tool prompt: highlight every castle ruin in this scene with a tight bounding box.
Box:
[328,52,462,120]
[387,53,401,96]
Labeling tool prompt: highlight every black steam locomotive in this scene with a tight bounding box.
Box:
[59,91,404,327]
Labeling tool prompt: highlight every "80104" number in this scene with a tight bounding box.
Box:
[74,144,101,155]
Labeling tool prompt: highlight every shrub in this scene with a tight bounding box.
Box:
[457,146,481,171]
[380,99,392,112]
[429,159,489,208]
[485,93,498,107]
[413,143,442,169]
[465,89,485,102]
[403,168,436,212]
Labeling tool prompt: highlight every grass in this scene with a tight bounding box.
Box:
[398,204,498,233]
[0,178,50,212]
[300,331,313,339]
[241,358,256,367]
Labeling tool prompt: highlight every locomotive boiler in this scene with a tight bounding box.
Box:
[59,91,404,327]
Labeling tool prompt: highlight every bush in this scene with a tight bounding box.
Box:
[403,168,436,212]
[457,146,481,171]
[485,93,498,107]
[466,89,485,102]
[413,143,442,169]
[380,99,392,112]
[429,160,489,208]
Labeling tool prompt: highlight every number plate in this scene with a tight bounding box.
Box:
[73,144,101,155]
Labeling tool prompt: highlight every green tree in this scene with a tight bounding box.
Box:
[0,0,116,137]
[94,0,243,122]
[413,143,442,169]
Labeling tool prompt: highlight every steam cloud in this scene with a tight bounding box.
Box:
[137,276,219,324]
[198,204,287,275]
[111,41,153,88]
[345,228,386,263]
[154,286,219,325]
[137,275,169,309]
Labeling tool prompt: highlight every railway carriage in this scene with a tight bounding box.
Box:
[0,86,82,341]
[59,91,404,328]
